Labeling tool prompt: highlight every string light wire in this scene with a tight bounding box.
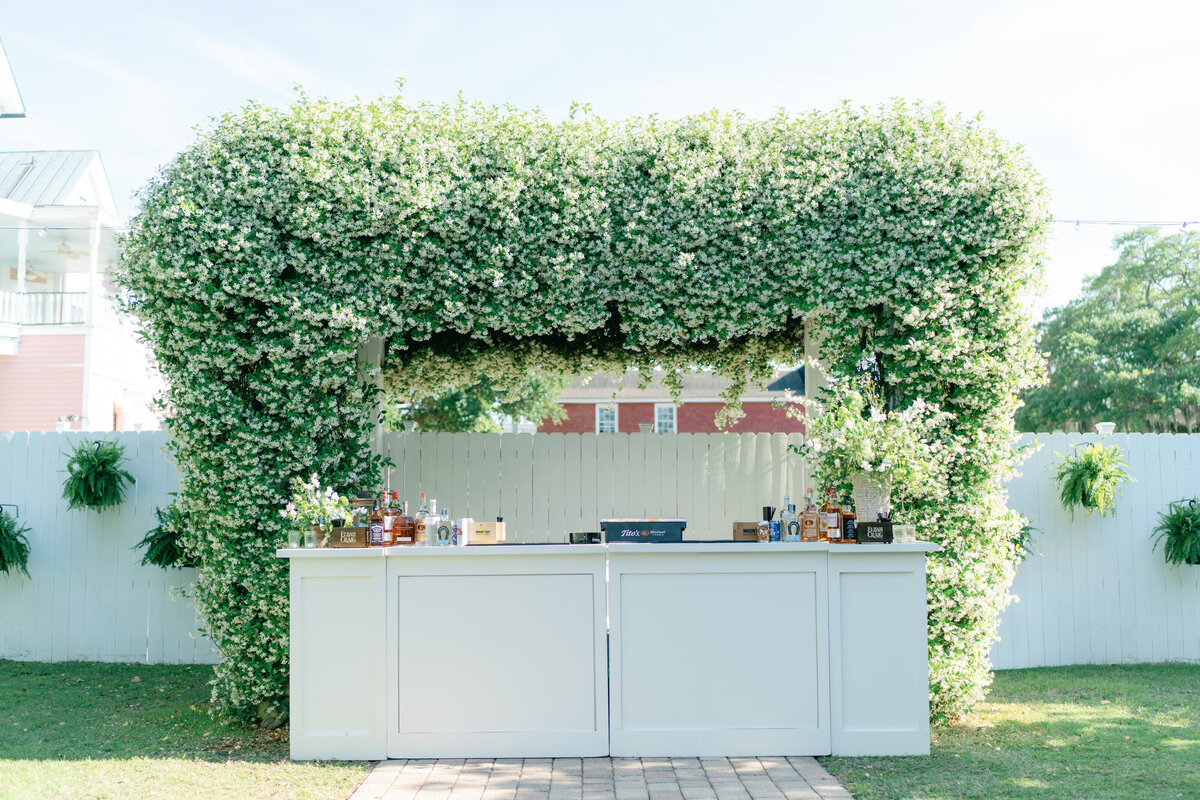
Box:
[0,219,1196,232]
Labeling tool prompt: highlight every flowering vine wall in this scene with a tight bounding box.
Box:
[118,95,1049,723]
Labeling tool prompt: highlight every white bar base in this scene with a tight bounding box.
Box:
[280,541,935,760]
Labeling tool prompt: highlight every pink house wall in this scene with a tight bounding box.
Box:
[0,335,85,431]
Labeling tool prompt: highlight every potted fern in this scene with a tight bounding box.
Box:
[1053,442,1133,518]
[0,505,31,578]
[62,440,135,512]
[1152,499,1200,566]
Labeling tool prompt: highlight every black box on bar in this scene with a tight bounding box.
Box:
[601,519,686,543]
[857,520,893,544]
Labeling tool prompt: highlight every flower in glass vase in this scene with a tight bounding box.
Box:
[279,473,353,547]
[793,381,950,521]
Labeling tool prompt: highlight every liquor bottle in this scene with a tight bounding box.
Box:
[380,491,395,546]
[395,499,416,545]
[425,498,440,545]
[822,488,843,543]
[801,489,819,542]
[841,495,857,544]
[414,493,430,546]
[781,503,801,542]
[435,508,454,546]
[368,498,385,546]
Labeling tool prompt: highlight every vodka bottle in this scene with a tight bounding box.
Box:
[781,503,801,542]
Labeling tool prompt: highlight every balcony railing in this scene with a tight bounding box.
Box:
[0,290,130,330]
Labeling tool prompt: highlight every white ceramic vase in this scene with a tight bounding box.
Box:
[850,473,892,523]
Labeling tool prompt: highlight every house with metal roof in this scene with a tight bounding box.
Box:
[0,36,24,118]
[0,150,160,431]
[538,368,806,434]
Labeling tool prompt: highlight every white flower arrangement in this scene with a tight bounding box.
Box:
[281,474,352,533]
[794,379,951,503]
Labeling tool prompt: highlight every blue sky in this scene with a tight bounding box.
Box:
[3,0,1197,314]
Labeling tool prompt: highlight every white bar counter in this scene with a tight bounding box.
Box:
[279,541,936,761]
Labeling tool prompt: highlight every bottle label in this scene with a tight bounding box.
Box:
[383,514,395,532]
[369,523,384,545]
[436,522,453,545]
[786,520,802,541]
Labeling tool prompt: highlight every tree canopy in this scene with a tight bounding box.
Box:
[1018,228,1200,432]
[118,93,1049,725]
[385,373,568,433]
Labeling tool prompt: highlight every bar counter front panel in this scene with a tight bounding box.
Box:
[280,542,935,760]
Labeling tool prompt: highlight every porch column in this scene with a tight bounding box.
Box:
[15,219,27,323]
[85,218,100,326]
[803,315,827,398]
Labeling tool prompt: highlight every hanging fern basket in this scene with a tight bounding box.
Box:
[0,505,31,578]
[62,440,135,512]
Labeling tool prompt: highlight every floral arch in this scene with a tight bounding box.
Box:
[119,95,1049,723]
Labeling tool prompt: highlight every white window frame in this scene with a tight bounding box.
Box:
[653,403,677,434]
[596,404,618,434]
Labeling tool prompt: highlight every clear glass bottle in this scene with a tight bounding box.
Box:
[380,491,396,546]
[435,508,453,546]
[414,493,430,546]
[781,503,800,542]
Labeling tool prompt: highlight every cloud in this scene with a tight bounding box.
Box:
[183,31,356,100]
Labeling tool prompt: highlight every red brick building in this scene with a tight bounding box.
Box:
[538,369,805,434]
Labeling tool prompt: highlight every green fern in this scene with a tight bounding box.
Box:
[0,508,31,578]
[62,440,134,512]
[1053,442,1133,518]
[134,502,197,569]
[1152,499,1200,566]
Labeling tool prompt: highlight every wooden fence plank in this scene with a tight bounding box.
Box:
[561,433,582,535]
[530,434,551,541]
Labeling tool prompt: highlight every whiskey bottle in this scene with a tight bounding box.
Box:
[822,488,843,543]
[841,495,857,544]
[395,500,416,545]
[368,498,385,546]
[801,489,819,542]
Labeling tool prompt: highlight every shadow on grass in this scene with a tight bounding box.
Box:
[0,660,304,765]
[822,664,1200,800]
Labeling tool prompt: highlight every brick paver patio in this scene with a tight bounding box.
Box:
[348,757,853,800]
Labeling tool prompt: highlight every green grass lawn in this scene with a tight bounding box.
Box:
[0,660,370,800]
[822,663,1200,800]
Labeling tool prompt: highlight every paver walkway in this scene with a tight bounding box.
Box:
[348,757,853,800]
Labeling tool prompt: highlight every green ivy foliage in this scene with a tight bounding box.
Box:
[117,93,1049,724]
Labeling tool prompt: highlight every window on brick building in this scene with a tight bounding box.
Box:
[596,405,617,433]
[654,403,676,434]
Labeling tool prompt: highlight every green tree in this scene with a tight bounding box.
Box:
[1018,228,1200,432]
[386,373,569,433]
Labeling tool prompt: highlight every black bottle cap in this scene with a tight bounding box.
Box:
[497,516,503,523]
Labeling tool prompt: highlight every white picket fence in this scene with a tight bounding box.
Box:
[0,431,219,664]
[991,433,1200,669]
[3,429,1198,669]
[380,432,809,540]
